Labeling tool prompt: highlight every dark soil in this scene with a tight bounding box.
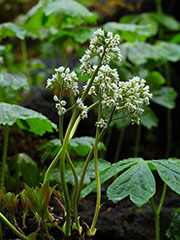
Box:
[2,189,180,240]
[79,192,179,240]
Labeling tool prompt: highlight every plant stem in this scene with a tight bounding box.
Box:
[51,44,57,70]
[165,63,171,158]
[134,125,141,157]
[0,212,27,240]
[114,128,125,162]
[0,221,2,240]
[59,85,65,142]
[76,147,94,206]
[149,183,167,240]
[43,148,62,186]
[0,125,10,190]
[59,109,79,236]
[21,40,31,87]
[155,0,162,13]
[150,197,160,240]
[81,50,105,102]
[76,107,116,206]
[59,53,106,236]
[65,151,80,230]
[90,129,100,235]
[157,183,167,215]
[90,90,102,234]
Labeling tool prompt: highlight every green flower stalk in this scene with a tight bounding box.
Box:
[0,125,10,190]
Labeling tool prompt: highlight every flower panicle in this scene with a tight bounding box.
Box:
[46,66,79,97]
[80,28,122,76]
[46,28,152,125]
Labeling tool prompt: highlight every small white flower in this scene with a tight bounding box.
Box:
[58,107,66,116]
[60,100,67,106]
[95,118,107,128]
[46,78,53,88]
[55,103,61,109]
[55,66,64,73]
[53,95,59,101]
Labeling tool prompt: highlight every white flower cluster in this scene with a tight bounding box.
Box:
[53,95,67,116]
[76,98,88,119]
[80,28,122,75]
[95,118,107,128]
[96,65,120,109]
[46,66,79,96]
[116,76,152,123]
[47,28,152,126]
[85,64,152,124]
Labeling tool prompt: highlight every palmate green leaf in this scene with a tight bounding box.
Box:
[140,106,158,129]
[121,41,180,64]
[121,42,159,65]
[151,86,177,109]
[44,0,96,23]
[103,22,153,42]
[103,22,152,36]
[150,13,180,31]
[50,158,111,185]
[24,2,44,37]
[0,22,26,40]
[25,2,43,20]
[151,159,180,195]
[135,13,158,36]
[155,41,180,62]
[70,136,106,157]
[120,13,180,33]
[39,136,106,162]
[146,71,166,89]
[171,33,180,44]
[51,27,95,44]
[66,27,95,44]
[0,72,29,91]
[0,103,57,135]
[107,161,156,207]
[81,158,141,198]
[120,13,158,36]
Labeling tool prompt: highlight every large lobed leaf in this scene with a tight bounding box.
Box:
[120,12,180,33]
[70,136,106,157]
[151,158,180,195]
[121,41,180,65]
[44,0,96,22]
[82,158,180,207]
[0,72,29,91]
[24,1,97,38]
[140,106,158,129]
[150,13,180,31]
[151,87,177,109]
[81,158,141,198]
[0,103,57,136]
[104,22,153,36]
[155,41,180,62]
[39,136,106,162]
[107,161,156,207]
[0,23,26,40]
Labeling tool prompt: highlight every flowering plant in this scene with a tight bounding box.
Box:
[44,28,152,237]
[0,28,152,239]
